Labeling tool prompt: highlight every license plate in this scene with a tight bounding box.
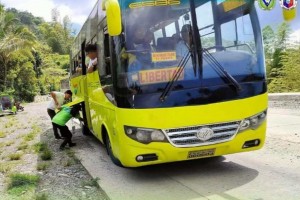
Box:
[187,148,216,159]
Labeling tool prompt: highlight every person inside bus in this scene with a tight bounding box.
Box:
[126,26,154,72]
[175,24,196,80]
[85,44,98,73]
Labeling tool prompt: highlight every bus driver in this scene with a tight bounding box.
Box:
[175,24,196,80]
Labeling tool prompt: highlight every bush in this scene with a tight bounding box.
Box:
[9,153,22,160]
[8,173,40,189]
[37,162,49,171]
[35,193,48,200]
[40,149,52,161]
[17,143,28,151]
[34,142,47,153]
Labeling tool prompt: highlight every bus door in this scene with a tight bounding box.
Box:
[86,25,115,140]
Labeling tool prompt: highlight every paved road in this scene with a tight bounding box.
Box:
[73,107,300,200]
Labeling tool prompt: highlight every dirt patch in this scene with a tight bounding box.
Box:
[0,102,109,200]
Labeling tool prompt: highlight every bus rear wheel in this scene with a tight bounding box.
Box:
[104,132,123,167]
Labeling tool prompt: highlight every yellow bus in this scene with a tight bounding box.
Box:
[69,0,267,167]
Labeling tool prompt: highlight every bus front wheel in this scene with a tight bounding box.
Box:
[104,132,123,167]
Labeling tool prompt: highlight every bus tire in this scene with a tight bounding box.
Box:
[104,131,123,167]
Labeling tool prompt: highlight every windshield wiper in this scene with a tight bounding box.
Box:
[202,48,242,92]
[159,49,191,102]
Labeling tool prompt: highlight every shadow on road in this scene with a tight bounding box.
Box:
[72,130,259,200]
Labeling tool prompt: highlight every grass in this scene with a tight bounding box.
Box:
[7,173,40,196]
[63,159,74,167]
[4,119,16,128]
[35,193,48,200]
[36,162,50,171]
[0,161,22,174]
[17,142,29,151]
[0,163,13,173]
[0,142,6,148]
[8,153,22,160]
[81,177,100,188]
[23,131,36,141]
[23,124,41,142]
[5,141,14,146]
[40,149,52,161]
[0,131,6,138]
[66,149,75,157]
[33,142,53,161]
[33,142,47,153]
[66,149,80,164]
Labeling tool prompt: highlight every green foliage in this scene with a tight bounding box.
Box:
[8,153,22,160]
[263,22,299,93]
[33,142,47,153]
[0,5,73,101]
[8,173,40,194]
[40,149,52,161]
[36,162,50,171]
[14,61,38,102]
[17,143,28,151]
[34,142,53,160]
[35,193,48,200]
[262,26,275,59]
[0,131,6,138]
[0,162,13,173]
[268,48,300,92]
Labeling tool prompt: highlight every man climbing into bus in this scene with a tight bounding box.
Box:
[47,90,72,139]
[85,44,98,73]
[52,104,81,150]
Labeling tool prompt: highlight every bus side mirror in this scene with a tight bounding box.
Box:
[102,0,122,36]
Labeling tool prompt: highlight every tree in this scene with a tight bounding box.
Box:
[265,22,292,87]
[13,61,38,101]
[275,22,291,50]
[0,7,36,91]
[51,8,60,23]
[0,4,73,101]
[262,26,275,59]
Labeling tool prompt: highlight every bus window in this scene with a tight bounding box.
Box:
[71,54,82,76]
[98,27,112,87]
[165,22,176,37]
[221,14,255,54]
[154,29,163,47]
[196,1,215,49]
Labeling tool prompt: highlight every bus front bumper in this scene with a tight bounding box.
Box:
[118,122,266,167]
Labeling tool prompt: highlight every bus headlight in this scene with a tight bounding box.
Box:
[124,126,167,144]
[238,110,267,133]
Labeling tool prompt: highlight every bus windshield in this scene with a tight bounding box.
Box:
[114,0,265,108]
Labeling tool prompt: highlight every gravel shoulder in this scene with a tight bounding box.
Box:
[0,101,109,200]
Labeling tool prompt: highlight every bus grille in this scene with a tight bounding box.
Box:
[164,121,241,147]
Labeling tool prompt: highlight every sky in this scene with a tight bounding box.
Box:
[0,0,97,28]
[0,0,299,34]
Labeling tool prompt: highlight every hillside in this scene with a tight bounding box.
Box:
[0,4,74,101]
